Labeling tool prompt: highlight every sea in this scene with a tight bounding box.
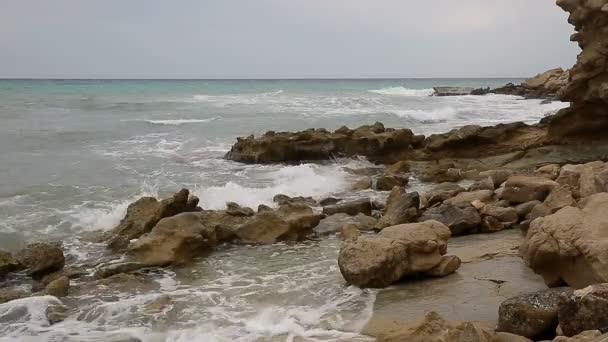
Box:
[0,79,569,341]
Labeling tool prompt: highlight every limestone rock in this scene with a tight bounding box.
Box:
[425,183,466,207]
[480,169,514,187]
[481,216,507,233]
[481,205,519,226]
[340,224,360,241]
[235,203,320,243]
[536,164,562,180]
[352,176,372,190]
[225,202,255,217]
[501,176,559,204]
[376,175,409,191]
[338,220,450,288]
[418,203,481,236]
[444,190,494,207]
[0,251,21,278]
[128,212,217,266]
[544,187,576,213]
[491,332,533,342]
[322,198,373,216]
[15,242,65,277]
[558,284,608,337]
[107,189,199,249]
[94,261,147,279]
[520,193,608,288]
[497,287,573,339]
[0,287,30,304]
[469,177,496,191]
[314,213,377,235]
[552,330,607,342]
[515,201,542,218]
[376,188,420,229]
[45,276,69,297]
[424,255,461,277]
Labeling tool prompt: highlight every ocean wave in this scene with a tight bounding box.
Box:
[368,87,434,97]
[392,107,458,122]
[134,118,218,126]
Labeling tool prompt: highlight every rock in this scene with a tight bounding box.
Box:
[322,198,373,216]
[497,287,573,339]
[386,160,410,174]
[433,86,476,96]
[425,183,466,206]
[515,201,542,218]
[470,177,496,191]
[94,261,147,279]
[376,175,409,191]
[45,276,69,297]
[491,333,533,342]
[481,216,507,233]
[501,176,559,204]
[225,202,255,217]
[527,203,552,222]
[46,300,69,325]
[444,190,494,207]
[480,170,514,187]
[376,188,420,229]
[257,204,273,213]
[128,212,217,266]
[558,284,608,337]
[377,311,493,342]
[314,213,377,235]
[235,203,320,243]
[424,255,461,277]
[338,220,450,288]
[352,177,372,190]
[552,331,606,342]
[0,251,21,278]
[107,189,199,249]
[520,193,608,288]
[319,197,341,206]
[0,287,30,304]
[536,164,562,180]
[225,123,420,164]
[340,224,360,241]
[481,205,519,226]
[544,187,576,213]
[275,203,321,239]
[15,242,65,277]
[471,200,486,210]
[418,203,481,236]
[272,194,316,206]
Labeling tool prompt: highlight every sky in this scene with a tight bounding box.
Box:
[0,0,580,79]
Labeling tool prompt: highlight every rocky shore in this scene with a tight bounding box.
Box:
[3,0,608,341]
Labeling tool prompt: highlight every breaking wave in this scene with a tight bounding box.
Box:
[368,87,434,97]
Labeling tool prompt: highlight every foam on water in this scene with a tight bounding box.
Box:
[368,87,434,97]
[141,118,219,125]
[392,107,458,122]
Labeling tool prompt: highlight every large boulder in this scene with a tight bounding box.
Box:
[107,189,199,249]
[225,123,421,164]
[543,186,576,213]
[480,204,519,228]
[558,284,608,337]
[497,287,573,339]
[520,193,608,288]
[314,213,377,235]
[338,220,451,288]
[500,176,559,204]
[128,212,217,266]
[15,243,65,277]
[322,198,373,216]
[444,190,494,207]
[425,183,466,207]
[555,162,608,199]
[376,187,420,229]
[418,203,481,236]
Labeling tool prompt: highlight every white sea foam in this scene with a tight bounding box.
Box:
[196,162,355,210]
[368,87,434,97]
[142,118,218,125]
[392,107,458,122]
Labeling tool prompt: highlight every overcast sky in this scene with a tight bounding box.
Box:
[0,0,579,79]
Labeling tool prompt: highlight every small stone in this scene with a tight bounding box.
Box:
[45,276,69,297]
[340,224,360,241]
[15,242,65,277]
[424,255,461,277]
[352,177,373,190]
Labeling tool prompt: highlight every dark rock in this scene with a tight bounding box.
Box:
[0,251,21,278]
[225,202,255,217]
[418,203,481,236]
[376,175,409,191]
[314,213,377,235]
[45,276,69,297]
[376,188,420,229]
[319,197,341,206]
[323,198,373,216]
[15,242,65,277]
[558,284,608,337]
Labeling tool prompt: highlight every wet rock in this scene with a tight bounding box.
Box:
[0,251,21,278]
[225,123,420,164]
[444,190,494,207]
[497,287,573,339]
[515,201,542,218]
[352,177,373,190]
[322,198,373,216]
[272,194,316,206]
[314,213,377,235]
[376,175,409,191]
[526,203,552,222]
[491,332,533,342]
[520,193,608,288]
[128,212,217,266]
[94,261,147,279]
[376,188,420,229]
[319,197,341,206]
[257,204,273,213]
[433,86,476,96]
[479,170,514,187]
[536,164,562,180]
[386,160,410,174]
[46,301,69,325]
[107,189,199,249]
[0,287,30,304]
[418,203,481,236]
[15,242,65,277]
[45,276,69,297]
[481,205,519,226]
[0,296,67,326]
[235,203,320,243]
[425,183,466,207]
[501,176,559,204]
[543,187,576,213]
[558,284,608,337]
[481,216,507,233]
[552,330,606,342]
[424,255,461,277]
[338,220,450,288]
[469,177,496,191]
[225,202,255,217]
[554,162,608,199]
[340,224,360,241]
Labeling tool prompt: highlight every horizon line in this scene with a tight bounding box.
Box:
[0,76,526,81]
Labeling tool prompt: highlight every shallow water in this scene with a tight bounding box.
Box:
[0,79,566,340]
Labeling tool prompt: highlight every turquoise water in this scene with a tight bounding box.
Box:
[0,79,569,341]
